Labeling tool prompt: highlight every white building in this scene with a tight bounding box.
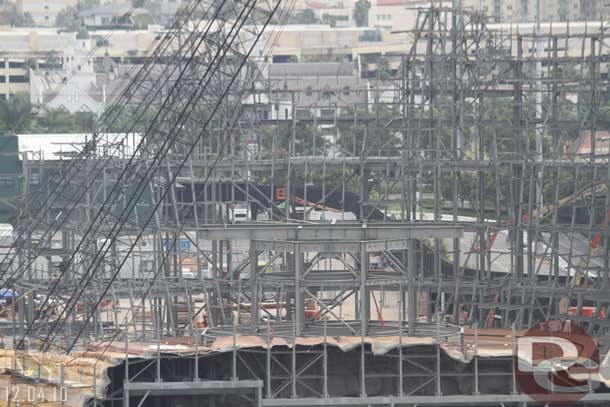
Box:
[15,0,77,26]
[308,1,356,27]
[28,34,102,113]
[368,0,447,31]
[78,4,154,28]
[463,0,609,22]
[0,29,90,100]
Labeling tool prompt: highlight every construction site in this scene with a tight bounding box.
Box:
[3,0,610,405]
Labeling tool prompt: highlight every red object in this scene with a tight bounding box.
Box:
[276,187,285,200]
[305,309,321,319]
[568,306,606,318]
[76,299,112,312]
[371,290,384,330]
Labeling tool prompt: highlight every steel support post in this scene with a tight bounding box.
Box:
[250,240,259,333]
[295,244,304,336]
[360,241,369,336]
[408,239,417,335]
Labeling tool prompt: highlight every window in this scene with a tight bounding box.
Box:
[305,86,313,96]
[284,108,289,119]
[29,172,40,186]
[359,30,382,42]
[343,86,350,96]
[320,108,335,117]
[0,76,5,83]
[296,109,313,119]
[95,37,110,47]
[8,61,24,69]
[0,176,16,189]
[45,16,49,20]
[9,76,28,83]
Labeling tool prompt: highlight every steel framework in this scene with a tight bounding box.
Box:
[3,1,610,406]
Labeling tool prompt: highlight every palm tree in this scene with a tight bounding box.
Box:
[354,0,371,27]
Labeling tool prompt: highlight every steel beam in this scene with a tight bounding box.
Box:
[197,223,462,241]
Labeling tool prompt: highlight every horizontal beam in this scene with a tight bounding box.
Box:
[125,380,263,396]
[262,393,610,406]
[196,223,462,241]
[194,157,610,173]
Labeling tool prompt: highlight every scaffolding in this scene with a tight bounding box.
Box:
[2,1,610,406]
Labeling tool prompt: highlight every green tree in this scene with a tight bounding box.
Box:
[77,0,100,11]
[354,0,371,27]
[73,111,96,132]
[287,9,319,24]
[0,94,33,133]
[0,4,35,26]
[37,108,77,132]
[376,57,392,80]
[55,6,80,31]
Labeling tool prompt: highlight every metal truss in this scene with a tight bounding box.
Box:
[5,1,610,406]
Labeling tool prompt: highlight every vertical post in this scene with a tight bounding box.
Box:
[294,243,304,336]
[93,364,97,407]
[194,326,199,381]
[323,316,329,398]
[511,322,517,395]
[360,241,369,336]
[266,321,271,399]
[535,0,543,214]
[360,334,366,398]
[436,313,441,396]
[474,322,479,395]
[291,322,297,398]
[232,314,237,381]
[60,364,65,407]
[17,295,24,339]
[408,239,417,335]
[286,92,296,221]
[398,283,404,396]
[156,305,161,383]
[250,240,258,333]
[124,334,129,383]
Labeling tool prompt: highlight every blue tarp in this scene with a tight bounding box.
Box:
[0,288,18,299]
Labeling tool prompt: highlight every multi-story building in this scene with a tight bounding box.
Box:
[0,29,92,100]
[368,0,438,31]
[308,1,356,27]
[78,4,154,29]
[464,0,608,22]
[256,24,409,67]
[0,25,166,102]
[15,0,77,26]
[247,62,365,121]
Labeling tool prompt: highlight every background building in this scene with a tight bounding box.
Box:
[0,29,90,100]
[368,0,437,31]
[15,0,76,26]
[463,0,610,22]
